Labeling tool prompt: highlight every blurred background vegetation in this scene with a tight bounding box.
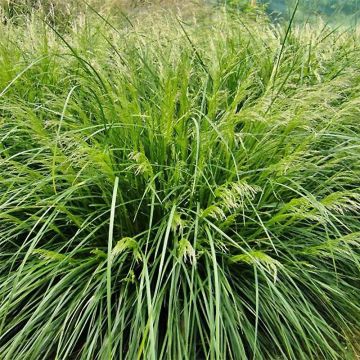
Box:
[1,0,359,24]
[264,0,359,24]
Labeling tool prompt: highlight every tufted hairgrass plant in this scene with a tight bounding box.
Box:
[0,2,359,359]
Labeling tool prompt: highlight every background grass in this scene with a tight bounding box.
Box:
[0,1,360,359]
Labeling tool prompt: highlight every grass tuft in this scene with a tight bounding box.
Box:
[0,2,360,359]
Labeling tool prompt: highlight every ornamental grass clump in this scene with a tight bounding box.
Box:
[0,3,359,359]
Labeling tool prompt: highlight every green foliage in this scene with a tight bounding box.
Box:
[0,3,360,359]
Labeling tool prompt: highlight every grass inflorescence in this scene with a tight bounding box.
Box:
[0,2,359,359]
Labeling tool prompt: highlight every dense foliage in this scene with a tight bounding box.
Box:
[0,3,359,359]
